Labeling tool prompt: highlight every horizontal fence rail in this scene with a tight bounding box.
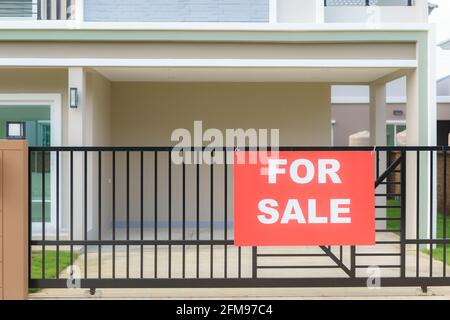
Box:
[0,0,75,20]
[29,146,450,289]
[324,0,413,6]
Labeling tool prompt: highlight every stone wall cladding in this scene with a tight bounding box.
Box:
[84,0,269,22]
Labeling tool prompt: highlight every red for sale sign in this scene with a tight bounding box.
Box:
[234,151,375,246]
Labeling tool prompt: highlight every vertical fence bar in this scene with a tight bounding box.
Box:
[70,151,74,267]
[41,150,45,279]
[224,149,228,278]
[196,158,200,278]
[140,151,144,279]
[154,151,158,278]
[210,150,214,278]
[400,150,406,278]
[126,151,130,279]
[56,0,61,19]
[182,155,186,279]
[84,151,87,279]
[416,150,420,277]
[37,0,42,19]
[376,150,380,179]
[98,151,102,279]
[112,151,116,279]
[350,246,356,277]
[252,247,257,279]
[56,150,60,279]
[444,148,447,276]
[46,0,50,19]
[168,152,172,279]
[430,150,434,277]
[238,247,242,278]
[66,0,71,19]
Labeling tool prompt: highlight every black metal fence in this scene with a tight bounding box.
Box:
[0,0,75,20]
[29,146,450,290]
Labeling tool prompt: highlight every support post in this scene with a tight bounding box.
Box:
[370,82,387,230]
[0,140,28,300]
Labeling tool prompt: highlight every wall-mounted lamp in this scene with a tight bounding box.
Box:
[70,87,78,108]
[393,110,404,116]
[6,121,26,140]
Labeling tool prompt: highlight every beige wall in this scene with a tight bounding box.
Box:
[102,82,331,232]
[0,68,68,143]
[86,71,112,146]
[111,82,331,146]
[332,104,370,147]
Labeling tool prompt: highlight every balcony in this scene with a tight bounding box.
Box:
[0,0,76,20]
[0,0,427,24]
[324,0,414,5]
[324,0,427,23]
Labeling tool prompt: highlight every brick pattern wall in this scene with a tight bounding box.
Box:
[389,151,450,216]
[84,0,269,22]
[437,152,450,215]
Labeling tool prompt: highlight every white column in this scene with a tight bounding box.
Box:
[68,67,86,145]
[369,83,386,147]
[75,0,84,23]
[370,82,387,230]
[269,0,277,23]
[315,0,324,23]
[406,70,420,240]
[65,67,87,241]
[406,69,435,241]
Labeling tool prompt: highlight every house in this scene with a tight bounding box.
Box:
[331,76,450,146]
[0,0,443,293]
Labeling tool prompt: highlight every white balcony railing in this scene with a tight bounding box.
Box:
[324,0,414,6]
[0,0,76,20]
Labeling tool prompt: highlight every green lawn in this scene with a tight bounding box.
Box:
[387,199,450,265]
[30,250,79,293]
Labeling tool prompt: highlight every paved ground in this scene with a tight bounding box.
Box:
[29,230,450,300]
[29,287,450,300]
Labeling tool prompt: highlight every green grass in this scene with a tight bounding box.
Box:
[29,250,79,293]
[387,199,450,265]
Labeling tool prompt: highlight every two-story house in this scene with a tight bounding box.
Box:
[0,0,441,292]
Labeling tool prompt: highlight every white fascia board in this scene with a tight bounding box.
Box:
[332,96,369,104]
[332,96,407,104]
[0,20,432,31]
[387,96,407,104]
[437,96,450,103]
[0,58,418,68]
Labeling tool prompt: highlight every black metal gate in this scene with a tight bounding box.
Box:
[29,146,450,290]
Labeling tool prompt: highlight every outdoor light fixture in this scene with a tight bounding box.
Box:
[6,121,25,140]
[70,87,78,108]
[393,110,404,116]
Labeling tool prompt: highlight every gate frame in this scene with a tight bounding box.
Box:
[28,146,450,291]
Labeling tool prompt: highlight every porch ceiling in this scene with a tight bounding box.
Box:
[93,67,408,83]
